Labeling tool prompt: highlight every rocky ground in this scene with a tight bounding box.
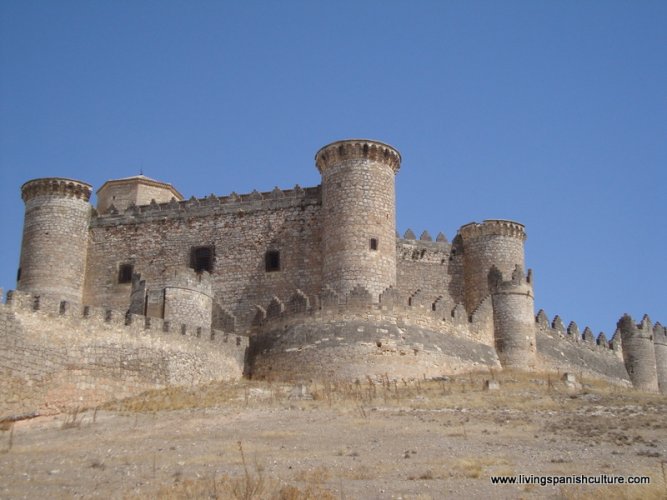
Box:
[1,372,666,499]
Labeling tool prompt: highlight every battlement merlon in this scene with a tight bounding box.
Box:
[618,314,654,340]
[315,139,402,174]
[655,323,667,346]
[21,177,92,203]
[459,219,527,241]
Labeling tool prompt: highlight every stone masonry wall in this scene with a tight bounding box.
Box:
[395,236,465,306]
[0,291,247,414]
[247,282,640,385]
[84,186,322,328]
[534,308,629,384]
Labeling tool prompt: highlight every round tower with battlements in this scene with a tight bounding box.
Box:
[315,139,401,300]
[162,269,213,330]
[18,178,92,303]
[458,220,527,313]
[618,314,659,392]
[653,323,667,394]
[488,265,537,369]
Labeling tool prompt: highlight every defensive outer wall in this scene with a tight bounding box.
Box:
[2,139,665,412]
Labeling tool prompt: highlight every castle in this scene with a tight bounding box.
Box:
[1,139,665,411]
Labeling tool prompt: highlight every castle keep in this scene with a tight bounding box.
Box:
[2,139,665,410]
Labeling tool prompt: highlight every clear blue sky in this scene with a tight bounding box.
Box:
[1,1,665,335]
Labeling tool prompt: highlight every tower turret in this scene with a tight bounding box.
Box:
[618,314,659,392]
[18,178,92,303]
[488,265,537,369]
[133,268,213,330]
[653,323,667,394]
[315,139,401,300]
[459,220,527,313]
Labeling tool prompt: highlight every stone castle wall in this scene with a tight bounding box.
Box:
[245,283,634,385]
[0,290,247,414]
[84,186,323,328]
[395,235,465,306]
[247,285,500,381]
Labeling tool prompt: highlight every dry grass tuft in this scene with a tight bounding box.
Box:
[293,466,331,484]
[560,482,665,500]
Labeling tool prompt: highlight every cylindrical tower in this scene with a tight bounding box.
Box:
[18,178,92,303]
[654,323,667,395]
[459,220,526,313]
[162,269,213,330]
[618,314,659,393]
[315,139,401,300]
[489,265,537,369]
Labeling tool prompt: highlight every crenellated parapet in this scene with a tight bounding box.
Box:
[21,177,92,202]
[247,284,492,346]
[534,309,620,355]
[315,139,401,174]
[488,264,533,297]
[0,289,248,410]
[91,185,321,226]
[245,283,503,381]
[3,289,244,346]
[459,219,526,241]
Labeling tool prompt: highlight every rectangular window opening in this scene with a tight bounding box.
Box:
[118,263,134,284]
[191,246,214,273]
[265,250,280,272]
[370,238,378,251]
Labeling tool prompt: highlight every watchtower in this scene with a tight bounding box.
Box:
[315,139,401,300]
[619,314,659,392]
[488,265,537,369]
[18,178,92,303]
[459,220,527,313]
